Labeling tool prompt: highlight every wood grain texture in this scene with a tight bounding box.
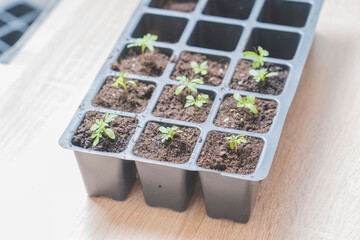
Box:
[0,0,360,239]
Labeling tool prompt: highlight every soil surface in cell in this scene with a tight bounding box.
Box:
[157,0,197,12]
[111,49,170,77]
[230,60,288,95]
[171,52,229,86]
[72,111,137,153]
[197,131,263,174]
[93,77,155,113]
[152,85,213,123]
[214,95,277,133]
[133,122,199,163]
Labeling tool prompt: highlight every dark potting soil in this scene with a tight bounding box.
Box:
[152,85,213,123]
[133,122,199,163]
[214,95,277,133]
[72,111,137,153]
[156,0,197,12]
[171,52,229,86]
[93,76,155,113]
[229,60,289,95]
[111,49,170,77]
[197,131,264,174]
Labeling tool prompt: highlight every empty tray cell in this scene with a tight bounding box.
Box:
[245,28,300,60]
[203,0,255,20]
[132,14,187,43]
[1,31,23,46]
[6,3,34,17]
[258,0,311,27]
[149,0,198,12]
[188,21,243,51]
[0,19,6,27]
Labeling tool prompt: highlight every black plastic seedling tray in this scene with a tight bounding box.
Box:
[60,0,324,223]
[0,2,40,55]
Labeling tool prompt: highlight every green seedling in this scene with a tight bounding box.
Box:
[184,94,209,109]
[175,76,204,95]
[158,126,183,143]
[127,33,158,55]
[112,72,136,94]
[243,46,269,68]
[233,92,258,114]
[224,134,247,153]
[190,60,208,76]
[249,68,278,83]
[90,113,117,147]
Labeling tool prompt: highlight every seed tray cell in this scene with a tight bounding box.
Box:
[60,0,324,223]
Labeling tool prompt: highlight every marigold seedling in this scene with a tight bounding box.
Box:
[127,33,158,55]
[112,72,136,94]
[175,76,204,95]
[190,60,208,76]
[158,126,183,143]
[224,134,247,153]
[249,68,278,83]
[243,46,269,68]
[90,112,117,146]
[233,92,258,114]
[184,94,209,109]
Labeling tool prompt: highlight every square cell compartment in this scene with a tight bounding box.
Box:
[203,0,255,20]
[188,21,243,51]
[1,31,23,46]
[245,28,300,60]
[149,0,198,12]
[132,14,188,43]
[6,3,34,17]
[258,0,311,27]
[0,19,6,27]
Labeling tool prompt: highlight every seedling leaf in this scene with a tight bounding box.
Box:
[158,126,183,143]
[249,68,278,83]
[191,60,208,76]
[175,76,204,95]
[112,72,137,93]
[243,46,270,68]
[224,134,247,153]
[184,94,209,109]
[89,113,117,146]
[127,33,158,54]
[233,93,258,114]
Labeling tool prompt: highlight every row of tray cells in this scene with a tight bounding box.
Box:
[0,2,40,55]
[150,0,311,28]
[132,13,300,59]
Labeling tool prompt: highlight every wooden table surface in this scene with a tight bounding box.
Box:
[0,0,359,239]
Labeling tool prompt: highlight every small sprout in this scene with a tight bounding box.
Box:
[224,134,247,153]
[175,76,204,95]
[233,92,258,114]
[90,113,117,146]
[249,68,278,83]
[190,60,208,76]
[243,46,269,68]
[127,33,158,55]
[184,94,209,109]
[158,126,183,143]
[112,72,136,94]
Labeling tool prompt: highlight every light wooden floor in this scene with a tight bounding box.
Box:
[0,0,359,239]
